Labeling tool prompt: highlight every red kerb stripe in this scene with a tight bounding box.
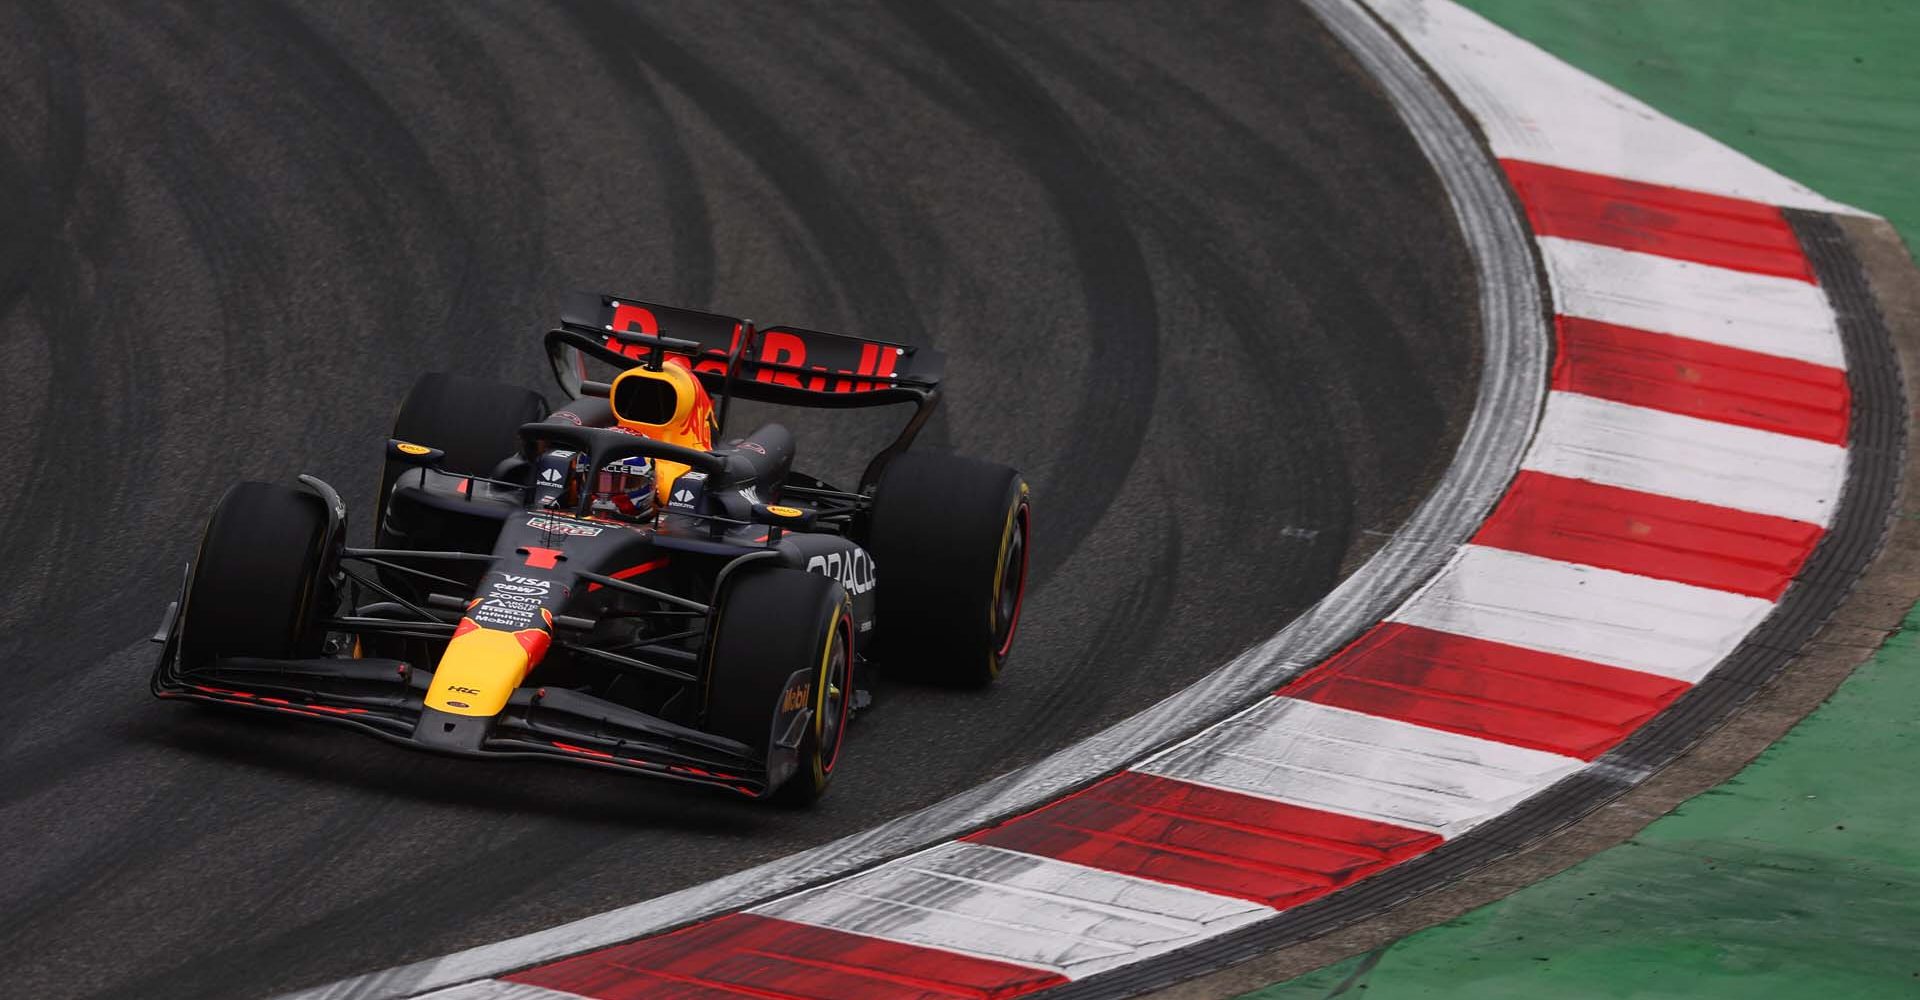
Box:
[963,770,1439,909]
[1472,470,1822,600]
[505,911,1063,999]
[1501,159,1813,282]
[1279,623,1689,760]
[1553,316,1849,444]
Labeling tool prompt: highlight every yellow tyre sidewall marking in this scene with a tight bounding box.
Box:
[985,482,1030,679]
[806,602,851,790]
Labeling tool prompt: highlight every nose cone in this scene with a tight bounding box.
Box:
[423,620,550,717]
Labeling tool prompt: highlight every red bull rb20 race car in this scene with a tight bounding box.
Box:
[150,293,1031,804]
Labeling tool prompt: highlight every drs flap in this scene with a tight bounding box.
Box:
[560,291,943,403]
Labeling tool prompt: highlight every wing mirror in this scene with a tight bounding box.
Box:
[751,503,815,541]
[387,439,446,466]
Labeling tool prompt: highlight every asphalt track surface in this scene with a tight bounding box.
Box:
[0,4,1478,998]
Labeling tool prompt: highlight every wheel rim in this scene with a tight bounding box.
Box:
[993,502,1029,657]
[819,620,851,772]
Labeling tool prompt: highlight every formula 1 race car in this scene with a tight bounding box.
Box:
[150,293,1030,804]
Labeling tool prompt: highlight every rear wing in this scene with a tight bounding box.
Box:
[551,291,943,408]
[546,291,943,490]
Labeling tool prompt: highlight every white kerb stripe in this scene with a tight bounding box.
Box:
[1524,392,1847,527]
[1360,0,1859,214]
[753,840,1269,980]
[1540,238,1845,369]
[1390,545,1775,682]
[415,984,591,1000]
[1135,697,1582,838]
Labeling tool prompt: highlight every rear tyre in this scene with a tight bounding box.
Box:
[180,482,335,669]
[866,451,1030,687]
[376,372,548,540]
[704,568,853,807]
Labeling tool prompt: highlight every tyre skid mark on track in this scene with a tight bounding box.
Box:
[283,0,1552,994]
[0,0,126,723]
[360,1,1896,997]
[570,4,941,429]
[0,3,1495,998]
[883,1,1162,582]
[979,515,1184,771]
[552,5,721,315]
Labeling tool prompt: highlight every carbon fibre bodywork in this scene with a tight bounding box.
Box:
[150,458,858,797]
[147,294,958,800]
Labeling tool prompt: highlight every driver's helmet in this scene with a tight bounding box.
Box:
[590,456,656,522]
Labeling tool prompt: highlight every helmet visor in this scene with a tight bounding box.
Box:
[592,458,655,518]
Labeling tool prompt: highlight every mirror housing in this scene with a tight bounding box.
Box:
[387,439,445,467]
[751,503,816,532]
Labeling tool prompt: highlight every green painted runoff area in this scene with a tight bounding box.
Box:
[1243,2,1920,997]
[1244,605,1920,998]
[1459,0,1920,262]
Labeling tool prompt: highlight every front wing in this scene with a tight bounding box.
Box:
[151,631,808,800]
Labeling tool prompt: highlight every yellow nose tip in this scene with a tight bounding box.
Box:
[425,626,535,716]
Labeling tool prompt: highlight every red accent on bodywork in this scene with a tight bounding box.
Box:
[609,303,659,334]
[520,546,564,570]
[291,702,368,716]
[515,628,553,664]
[659,314,902,396]
[587,556,669,593]
[452,617,479,639]
[192,685,370,718]
[756,331,809,388]
[1501,158,1814,282]
[687,322,746,380]
[505,911,1066,999]
[1280,622,1690,760]
[604,304,661,361]
[611,557,670,580]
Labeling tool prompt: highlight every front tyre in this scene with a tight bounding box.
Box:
[867,451,1030,687]
[375,373,548,608]
[376,371,548,542]
[179,481,336,670]
[703,568,854,806]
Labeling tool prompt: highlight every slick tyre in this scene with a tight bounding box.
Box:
[181,481,335,669]
[704,568,854,807]
[376,372,547,540]
[867,451,1030,687]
